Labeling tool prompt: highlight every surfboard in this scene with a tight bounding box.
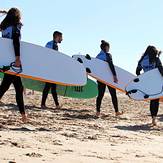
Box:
[125,68,163,101]
[0,37,87,86]
[0,73,97,98]
[22,78,97,99]
[72,54,136,92]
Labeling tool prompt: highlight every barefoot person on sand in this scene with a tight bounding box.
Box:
[136,45,163,126]
[0,8,27,122]
[96,40,123,117]
[41,31,63,109]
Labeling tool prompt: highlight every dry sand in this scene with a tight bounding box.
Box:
[0,87,163,163]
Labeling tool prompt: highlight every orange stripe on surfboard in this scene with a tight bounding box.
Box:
[122,75,163,102]
[4,71,83,86]
[89,73,125,93]
[89,73,163,102]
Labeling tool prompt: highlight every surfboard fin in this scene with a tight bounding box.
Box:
[86,68,91,73]
[131,89,137,93]
[126,89,137,95]
[77,58,83,63]
[133,78,139,83]
[144,95,149,99]
[85,54,91,60]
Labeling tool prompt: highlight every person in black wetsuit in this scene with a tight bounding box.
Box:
[96,40,123,117]
[0,8,27,122]
[136,45,163,126]
[41,31,63,109]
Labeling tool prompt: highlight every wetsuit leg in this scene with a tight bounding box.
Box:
[150,99,159,118]
[0,73,13,99]
[96,81,106,112]
[51,84,59,106]
[13,76,25,114]
[107,86,119,113]
[41,82,51,106]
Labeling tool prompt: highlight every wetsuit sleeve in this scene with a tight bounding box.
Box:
[53,42,58,51]
[12,25,21,56]
[107,53,117,76]
[45,43,49,48]
[156,58,163,76]
[136,61,142,76]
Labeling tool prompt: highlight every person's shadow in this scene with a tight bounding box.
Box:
[0,103,97,132]
[115,123,163,132]
[1,103,41,112]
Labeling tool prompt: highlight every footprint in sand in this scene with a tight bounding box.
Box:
[25,152,43,158]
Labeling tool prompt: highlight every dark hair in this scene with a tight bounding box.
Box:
[53,31,62,38]
[100,40,110,52]
[0,8,22,30]
[143,45,159,63]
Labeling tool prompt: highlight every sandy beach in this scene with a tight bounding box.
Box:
[0,87,163,163]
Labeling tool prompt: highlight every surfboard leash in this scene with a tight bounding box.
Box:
[126,86,163,99]
[0,62,22,74]
[10,62,23,74]
[0,65,10,72]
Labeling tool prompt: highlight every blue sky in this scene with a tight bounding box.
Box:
[1,0,163,73]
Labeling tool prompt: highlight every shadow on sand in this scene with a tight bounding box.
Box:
[115,124,163,132]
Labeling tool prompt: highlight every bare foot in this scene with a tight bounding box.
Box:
[115,111,124,116]
[56,104,62,109]
[0,101,5,105]
[21,113,28,123]
[96,112,100,117]
[41,105,47,109]
[151,117,157,126]
[32,90,34,95]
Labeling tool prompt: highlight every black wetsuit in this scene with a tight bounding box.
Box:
[41,41,59,107]
[96,52,119,113]
[0,24,25,114]
[136,56,163,118]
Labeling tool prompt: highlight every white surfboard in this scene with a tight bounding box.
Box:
[72,54,135,92]
[125,68,163,101]
[0,38,87,86]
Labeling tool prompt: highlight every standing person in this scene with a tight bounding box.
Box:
[41,31,63,109]
[0,8,27,122]
[136,45,163,126]
[96,40,123,117]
